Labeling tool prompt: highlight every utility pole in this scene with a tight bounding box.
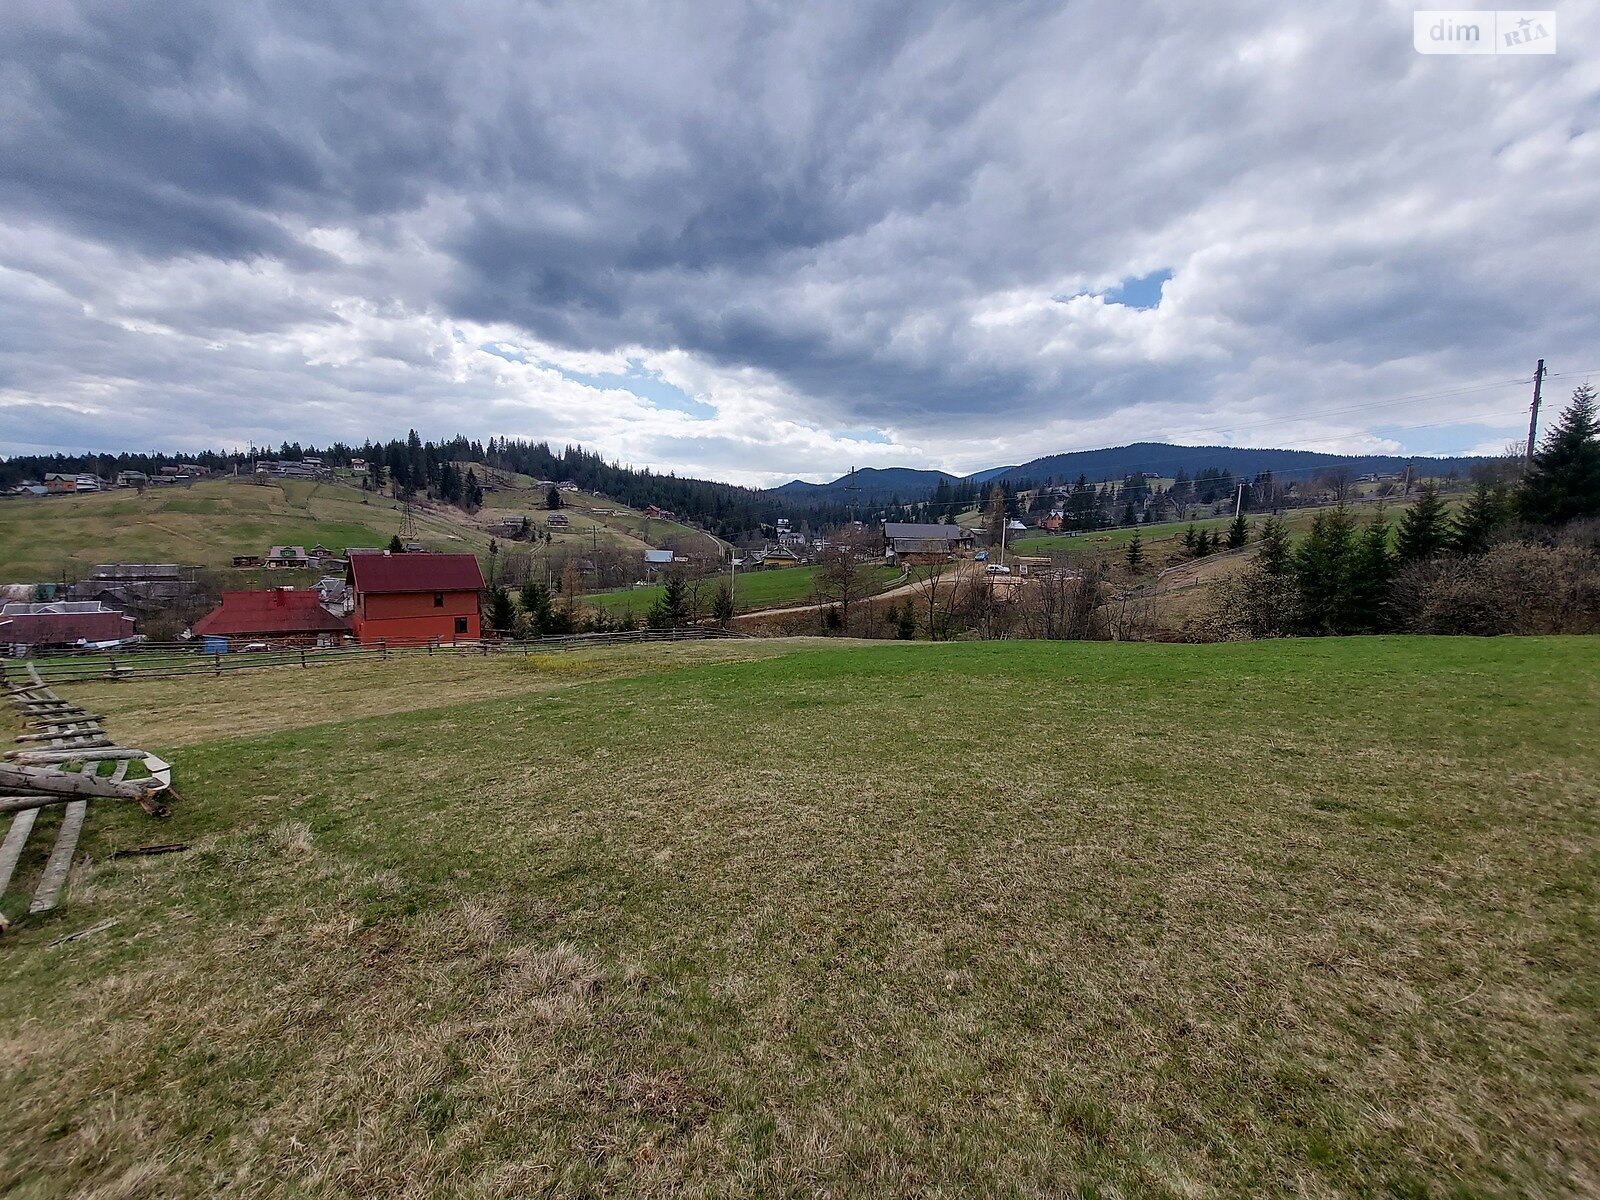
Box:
[1525,358,1546,461]
[845,465,860,527]
[1234,480,1245,519]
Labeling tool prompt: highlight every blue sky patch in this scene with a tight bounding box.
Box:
[1104,269,1172,310]
[478,345,715,419]
[1372,422,1514,456]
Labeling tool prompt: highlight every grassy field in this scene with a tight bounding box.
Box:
[2,636,1598,1197]
[587,564,904,616]
[0,476,498,579]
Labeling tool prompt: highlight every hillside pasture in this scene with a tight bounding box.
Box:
[0,636,1596,1197]
[0,476,498,579]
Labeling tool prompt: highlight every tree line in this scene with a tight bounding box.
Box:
[1215,385,1600,637]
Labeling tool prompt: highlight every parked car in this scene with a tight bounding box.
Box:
[975,550,988,562]
[985,563,1012,575]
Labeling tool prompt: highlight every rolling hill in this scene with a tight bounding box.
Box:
[772,441,1494,504]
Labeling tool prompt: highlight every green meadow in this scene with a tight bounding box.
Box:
[1,636,1597,1197]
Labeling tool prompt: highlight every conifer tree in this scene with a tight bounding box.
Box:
[1125,533,1145,571]
[484,585,515,634]
[1180,524,1198,552]
[1395,481,1450,564]
[1193,529,1213,557]
[387,533,404,553]
[1519,384,1600,526]
[1226,513,1250,550]
[1255,516,1291,576]
[895,599,917,639]
[1347,511,1395,632]
[1292,505,1358,633]
[711,581,735,627]
[1451,481,1509,555]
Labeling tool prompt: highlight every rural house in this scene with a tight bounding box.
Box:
[0,601,137,653]
[882,522,974,565]
[346,551,485,645]
[266,545,310,569]
[190,589,350,650]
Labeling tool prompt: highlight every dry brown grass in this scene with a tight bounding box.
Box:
[62,639,813,748]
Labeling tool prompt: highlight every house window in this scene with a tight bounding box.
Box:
[433,592,444,607]
[454,616,468,635]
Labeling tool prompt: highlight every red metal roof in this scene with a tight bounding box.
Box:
[347,552,485,595]
[192,590,351,637]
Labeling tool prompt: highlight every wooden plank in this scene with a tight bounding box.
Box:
[8,747,150,765]
[0,762,160,801]
[0,794,79,816]
[24,665,45,687]
[110,759,131,783]
[0,808,39,898]
[28,800,87,913]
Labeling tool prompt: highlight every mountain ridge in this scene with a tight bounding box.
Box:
[773,441,1495,501]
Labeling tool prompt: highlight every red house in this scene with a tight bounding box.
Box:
[191,589,351,647]
[0,601,136,651]
[347,552,484,645]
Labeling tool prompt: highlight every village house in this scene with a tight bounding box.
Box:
[115,470,150,487]
[882,522,975,566]
[232,554,264,568]
[641,505,675,520]
[759,544,805,568]
[70,563,201,610]
[265,545,310,569]
[346,551,485,645]
[546,513,571,528]
[191,588,351,651]
[0,601,137,653]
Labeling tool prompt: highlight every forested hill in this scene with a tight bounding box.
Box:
[0,433,850,539]
[991,442,1492,487]
[772,441,1495,502]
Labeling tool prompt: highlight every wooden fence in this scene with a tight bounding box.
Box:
[2,628,748,686]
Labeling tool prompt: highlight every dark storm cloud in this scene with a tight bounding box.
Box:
[0,0,1595,479]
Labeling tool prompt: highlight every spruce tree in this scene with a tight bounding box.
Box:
[1255,516,1291,576]
[1451,481,1509,555]
[485,585,515,633]
[546,485,563,511]
[1292,505,1358,633]
[1125,533,1145,571]
[1180,524,1198,552]
[1347,511,1395,632]
[1395,481,1450,563]
[1193,529,1213,557]
[1226,514,1250,550]
[1519,384,1600,526]
[711,581,735,627]
[387,533,404,553]
[895,599,917,640]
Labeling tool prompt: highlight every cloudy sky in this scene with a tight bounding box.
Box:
[1,1,1595,485]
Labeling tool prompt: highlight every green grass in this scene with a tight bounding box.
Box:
[588,564,903,615]
[0,476,501,578]
[2,636,1597,1197]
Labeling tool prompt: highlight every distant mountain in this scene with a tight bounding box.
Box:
[764,441,1496,511]
[773,466,960,506]
[989,442,1493,487]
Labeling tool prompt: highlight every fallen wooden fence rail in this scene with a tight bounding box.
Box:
[0,679,174,933]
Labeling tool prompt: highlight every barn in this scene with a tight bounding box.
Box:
[346,552,485,645]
